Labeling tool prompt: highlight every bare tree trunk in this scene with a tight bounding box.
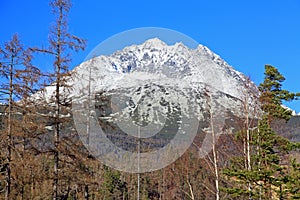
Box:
[30,167,35,199]
[84,68,92,200]
[186,175,195,200]
[246,105,252,199]
[52,54,60,198]
[243,136,247,168]
[20,136,26,200]
[210,112,220,200]
[5,57,13,200]
[53,4,63,200]
[160,169,165,200]
[206,88,220,200]
[243,80,252,200]
[53,67,60,199]
[204,87,220,200]
[257,123,262,200]
[84,185,89,200]
[53,124,59,200]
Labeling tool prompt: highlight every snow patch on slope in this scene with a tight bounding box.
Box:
[74,38,258,101]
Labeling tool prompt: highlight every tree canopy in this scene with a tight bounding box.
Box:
[259,64,300,121]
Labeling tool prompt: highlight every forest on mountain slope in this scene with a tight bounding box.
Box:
[1,0,300,199]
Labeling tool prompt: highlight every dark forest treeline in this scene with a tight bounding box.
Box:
[1,0,300,199]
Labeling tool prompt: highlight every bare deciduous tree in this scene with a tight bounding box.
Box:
[0,34,41,200]
[31,0,85,199]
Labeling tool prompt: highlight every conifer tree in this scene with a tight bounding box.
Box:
[223,65,300,199]
[257,65,300,198]
[286,158,300,199]
[100,166,128,200]
[258,64,300,121]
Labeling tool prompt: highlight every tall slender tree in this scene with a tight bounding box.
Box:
[38,0,85,199]
[203,87,220,200]
[0,34,40,200]
[32,0,85,199]
[0,34,24,200]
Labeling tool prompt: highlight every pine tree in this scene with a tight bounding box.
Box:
[100,166,128,200]
[257,65,300,198]
[258,64,300,121]
[286,158,300,199]
[223,65,300,199]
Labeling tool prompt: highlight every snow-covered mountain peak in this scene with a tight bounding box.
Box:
[142,37,168,49]
[69,37,262,167]
[71,37,259,101]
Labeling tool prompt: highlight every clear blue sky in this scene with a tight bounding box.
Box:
[1,0,300,112]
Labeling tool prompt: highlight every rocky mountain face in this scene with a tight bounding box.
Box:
[67,38,262,171]
[71,38,260,125]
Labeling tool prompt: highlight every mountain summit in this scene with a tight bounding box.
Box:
[73,38,258,101]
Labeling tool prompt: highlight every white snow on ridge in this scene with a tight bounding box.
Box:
[36,37,258,115]
[73,38,258,101]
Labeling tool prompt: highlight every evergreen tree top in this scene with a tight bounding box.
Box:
[259,64,300,121]
[259,64,285,92]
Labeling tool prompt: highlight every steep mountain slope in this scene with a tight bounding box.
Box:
[66,38,262,172]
